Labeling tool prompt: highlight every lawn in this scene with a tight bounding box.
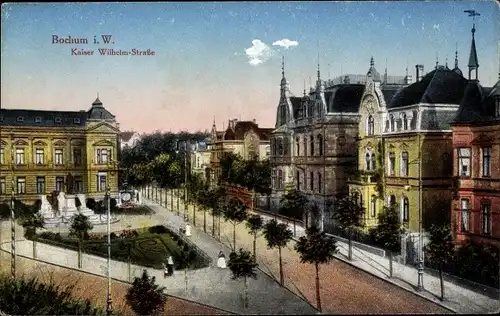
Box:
[35,226,210,270]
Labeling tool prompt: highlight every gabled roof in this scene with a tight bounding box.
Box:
[120,131,137,142]
[388,68,468,109]
[453,80,499,124]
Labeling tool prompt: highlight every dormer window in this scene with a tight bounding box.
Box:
[55,117,62,123]
[35,117,42,123]
[402,113,408,130]
[389,114,395,132]
[17,116,24,122]
[73,118,80,124]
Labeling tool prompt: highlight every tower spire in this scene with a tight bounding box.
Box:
[317,51,321,81]
[464,9,480,80]
[435,53,439,69]
[455,43,459,68]
[281,55,285,78]
[303,79,306,96]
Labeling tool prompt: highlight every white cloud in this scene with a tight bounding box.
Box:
[245,39,273,66]
[433,24,440,30]
[272,38,299,49]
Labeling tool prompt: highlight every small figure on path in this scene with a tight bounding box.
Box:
[185,223,191,237]
[163,263,168,278]
[167,255,174,276]
[217,250,226,269]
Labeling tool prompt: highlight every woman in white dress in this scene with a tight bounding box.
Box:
[217,251,226,269]
[185,224,192,237]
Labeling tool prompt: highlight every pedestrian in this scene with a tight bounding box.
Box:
[167,255,174,276]
[185,223,191,237]
[217,250,226,269]
[162,262,168,278]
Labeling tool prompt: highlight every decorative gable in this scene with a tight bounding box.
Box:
[471,134,494,145]
[53,140,66,147]
[33,140,47,146]
[14,139,29,146]
[93,139,115,147]
[86,121,119,134]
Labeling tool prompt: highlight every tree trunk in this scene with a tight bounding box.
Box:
[32,232,37,259]
[348,228,353,261]
[253,233,257,259]
[170,189,173,211]
[315,262,322,312]
[388,250,393,278]
[278,246,284,286]
[78,240,82,268]
[439,263,444,301]
[218,215,221,240]
[177,188,180,214]
[212,213,216,237]
[203,210,207,233]
[244,276,249,308]
[185,266,188,295]
[193,204,196,226]
[293,221,296,237]
[233,223,236,251]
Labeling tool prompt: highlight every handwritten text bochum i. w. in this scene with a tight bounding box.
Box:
[52,35,156,56]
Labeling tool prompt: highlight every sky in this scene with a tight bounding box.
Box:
[1,1,499,133]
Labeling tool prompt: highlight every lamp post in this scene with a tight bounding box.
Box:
[10,133,16,278]
[99,160,121,316]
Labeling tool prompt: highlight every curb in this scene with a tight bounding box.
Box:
[0,246,236,315]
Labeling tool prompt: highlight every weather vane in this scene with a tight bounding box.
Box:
[464,10,480,23]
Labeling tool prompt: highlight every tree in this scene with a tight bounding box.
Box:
[69,213,93,269]
[126,269,166,316]
[227,248,258,308]
[295,225,338,313]
[370,204,402,278]
[263,219,293,286]
[20,208,44,259]
[279,189,309,236]
[223,199,249,250]
[245,214,263,259]
[425,223,455,300]
[186,173,204,226]
[332,193,365,261]
[240,158,272,213]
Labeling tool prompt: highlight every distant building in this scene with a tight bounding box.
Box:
[451,79,500,249]
[120,131,141,149]
[190,140,211,182]
[208,118,272,185]
[0,96,120,204]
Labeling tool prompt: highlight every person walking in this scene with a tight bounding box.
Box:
[216,250,226,269]
[167,255,174,276]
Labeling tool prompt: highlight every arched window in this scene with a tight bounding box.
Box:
[401,151,409,177]
[390,114,395,132]
[277,138,284,156]
[402,112,408,130]
[317,134,323,156]
[310,135,315,156]
[367,115,375,135]
[402,197,409,222]
[370,195,377,217]
[283,137,289,156]
[310,171,314,191]
[296,137,300,156]
[371,153,376,170]
[317,172,322,193]
[385,120,390,132]
[389,195,396,207]
[303,138,308,157]
[365,152,371,171]
[277,169,283,189]
[296,170,300,189]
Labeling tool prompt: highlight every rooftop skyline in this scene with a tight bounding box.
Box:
[2,1,499,133]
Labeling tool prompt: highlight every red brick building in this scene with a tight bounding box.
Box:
[451,79,500,248]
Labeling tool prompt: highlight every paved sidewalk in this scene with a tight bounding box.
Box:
[1,214,316,315]
[145,191,450,314]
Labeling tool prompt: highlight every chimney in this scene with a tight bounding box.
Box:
[415,64,424,82]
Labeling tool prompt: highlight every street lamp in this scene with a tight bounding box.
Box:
[408,152,424,291]
[99,159,122,316]
[10,133,16,278]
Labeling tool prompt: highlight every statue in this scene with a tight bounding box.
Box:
[65,172,74,194]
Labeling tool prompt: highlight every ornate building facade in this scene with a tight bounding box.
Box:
[451,79,500,249]
[208,118,272,185]
[269,57,407,230]
[189,140,211,182]
[0,96,120,204]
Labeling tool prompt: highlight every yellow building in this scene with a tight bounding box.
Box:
[0,96,120,205]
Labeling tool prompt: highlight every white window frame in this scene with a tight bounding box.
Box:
[97,172,107,192]
[36,176,45,194]
[460,199,470,232]
[481,202,491,235]
[482,147,491,177]
[17,177,26,194]
[15,148,25,165]
[388,152,395,176]
[74,176,83,193]
[35,148,44,164]
[401,151,408,177]
[0,148,4,164]
[54,148,64,165]
[458,148,471,177]
[402,197,409,222]
[0,177,6,194]
[55,176,65,192]
[370,195,376,217]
